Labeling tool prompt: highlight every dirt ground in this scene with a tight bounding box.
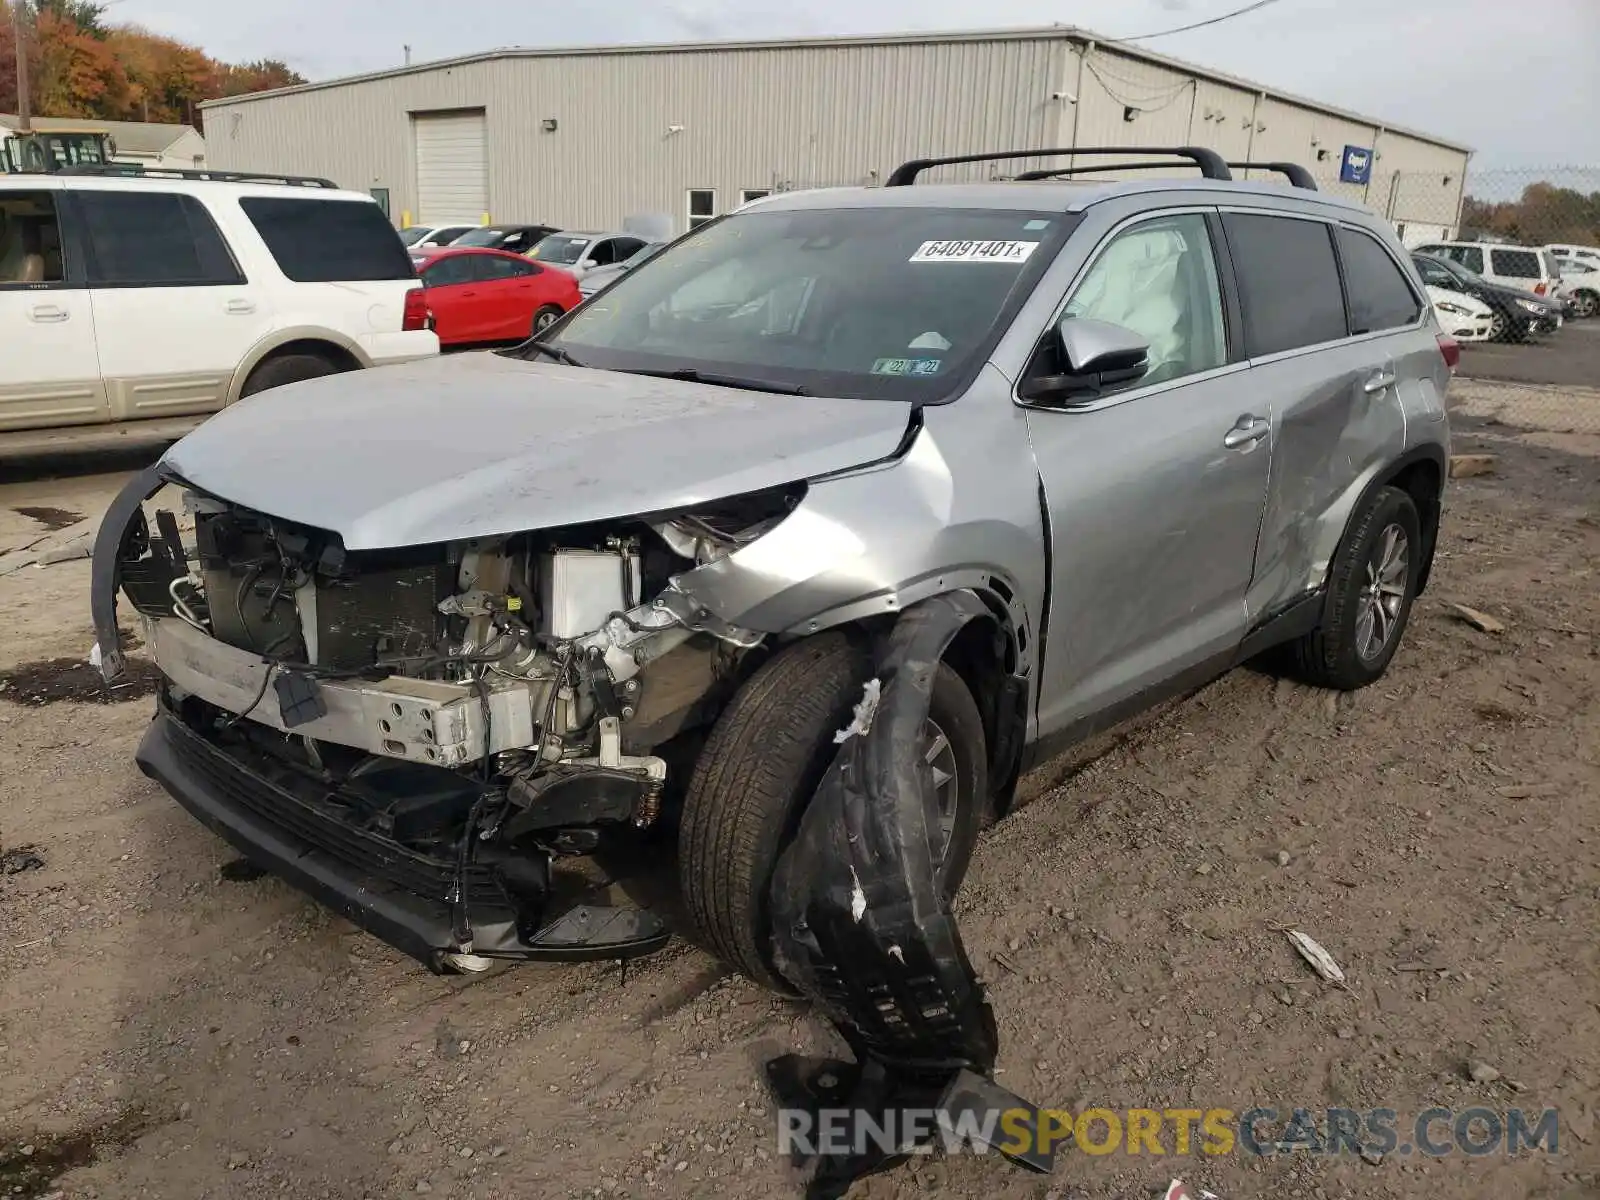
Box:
[1,415,1597,1200]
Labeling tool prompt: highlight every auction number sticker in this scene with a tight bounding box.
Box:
[910,239,1038,263]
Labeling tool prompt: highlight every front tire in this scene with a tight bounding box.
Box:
[1573,290,1598,320]
[1280,486,1422,691]
[678,633,986,987]
[240,353,340,398]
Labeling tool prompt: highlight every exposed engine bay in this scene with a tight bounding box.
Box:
[105,474,799,967]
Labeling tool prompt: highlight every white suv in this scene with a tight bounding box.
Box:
[0,167,438,454]
[1412,239,1561,303]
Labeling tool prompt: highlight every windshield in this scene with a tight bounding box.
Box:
[531,234,590,265]
[397,227,432,246]
[453,227,512,248]
[533,206,1072,401]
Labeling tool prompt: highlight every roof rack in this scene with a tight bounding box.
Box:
[1227,161,1318,190]
[885,146,1232,187]
[53,164,339,188]
[1010,158,1320,191]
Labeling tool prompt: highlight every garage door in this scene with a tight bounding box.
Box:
[413,110,487,223]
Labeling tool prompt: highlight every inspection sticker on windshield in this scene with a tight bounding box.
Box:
[910,239,1038,264]
[872,357,943,376]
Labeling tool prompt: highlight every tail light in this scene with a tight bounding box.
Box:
[1533,282,1547,295]
[1437,333,1461,372]
[402,286,433,332]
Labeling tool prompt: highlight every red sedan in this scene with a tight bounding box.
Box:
[414,247,580,346]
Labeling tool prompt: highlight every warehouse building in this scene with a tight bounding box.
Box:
[200,27,1471,240]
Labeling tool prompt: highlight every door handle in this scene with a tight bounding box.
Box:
[225,299,257,315]
[28,304,68,323]
[1222,416,1271,449]
[1364,371,1397,394]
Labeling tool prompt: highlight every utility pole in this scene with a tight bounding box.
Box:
[11,0,31,132]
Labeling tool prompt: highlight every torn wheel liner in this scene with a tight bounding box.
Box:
[767,591,1050,1196]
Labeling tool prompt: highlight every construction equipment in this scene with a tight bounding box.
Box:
[0,125,116,174]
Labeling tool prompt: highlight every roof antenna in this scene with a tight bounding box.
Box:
[403,44,412,66]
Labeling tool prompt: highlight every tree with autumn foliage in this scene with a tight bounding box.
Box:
[1461,181,1600,250]
[5,0,305,126]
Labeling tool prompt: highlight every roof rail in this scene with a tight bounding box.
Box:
[1014,160,1195,181]
[1227,161,1318,190]
[53,164,340,188]
[885,146,1232,187]
[1012,158,1320,192]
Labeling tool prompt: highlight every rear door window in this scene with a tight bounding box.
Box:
[1222,212,1347,356]
[482,255,535,280]
[76,190,244,287]
[1336,227,1422,333]
[1489,248,1541,280]
[240,197,415,283]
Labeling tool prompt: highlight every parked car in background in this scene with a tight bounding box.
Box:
[0,168,437,455]
[448,223,562,256]
[398,222,479,251]
[1547,243,1600,273]
[414,246,580,346]
[528,230,648,279]
[1426,285,1494,343]
[1547,251,1600,319]
[576,240,668,298]
[1414,240,1561,303]
[1411,253,1562,341]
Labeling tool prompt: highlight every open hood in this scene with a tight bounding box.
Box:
[163,353,913,549]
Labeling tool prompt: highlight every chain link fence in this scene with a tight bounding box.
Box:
[1385,167,1600,436]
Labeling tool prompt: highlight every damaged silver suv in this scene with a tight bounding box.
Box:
[93,148,1453,986]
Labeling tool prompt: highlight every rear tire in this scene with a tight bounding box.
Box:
[240,353,341,398]
[531,305,563,336]
[678,633,986,987]
[1279,485,1422,691]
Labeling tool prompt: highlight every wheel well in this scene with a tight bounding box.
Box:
[939,604,1023,823]
[251,339,360,378]
[1385,456,1443,594]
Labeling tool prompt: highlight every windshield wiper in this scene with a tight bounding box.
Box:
[622,367,809,396]
[522,341,586,368]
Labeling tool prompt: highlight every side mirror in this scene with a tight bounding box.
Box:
[1022,317,1150,405]
[579,258,598,271]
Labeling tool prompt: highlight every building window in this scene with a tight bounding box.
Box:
[740,189,771,206]
[687,189,717,230]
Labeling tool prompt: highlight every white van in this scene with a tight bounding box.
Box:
[0,166,439,454]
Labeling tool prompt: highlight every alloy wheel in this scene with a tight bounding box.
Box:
[922,717,960,870]
[1355,523,1409,663]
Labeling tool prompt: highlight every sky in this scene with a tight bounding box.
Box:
[115,0,1600,171]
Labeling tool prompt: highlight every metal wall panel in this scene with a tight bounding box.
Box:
[206,38,1070,233]
[201,33,1468,232]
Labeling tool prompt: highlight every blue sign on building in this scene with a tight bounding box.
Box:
[1340,145,1373,186]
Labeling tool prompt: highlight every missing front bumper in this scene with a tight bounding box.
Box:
[137,705,669,971]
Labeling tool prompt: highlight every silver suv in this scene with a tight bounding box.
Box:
[93,147,1452,985]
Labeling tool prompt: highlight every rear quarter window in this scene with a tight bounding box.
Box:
[240,196,415,283]
[1336,227,1422,333]
[1222,212,1348,357]
[1489,248,1541,279]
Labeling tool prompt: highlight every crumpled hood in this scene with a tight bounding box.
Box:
[163,353,913,549]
